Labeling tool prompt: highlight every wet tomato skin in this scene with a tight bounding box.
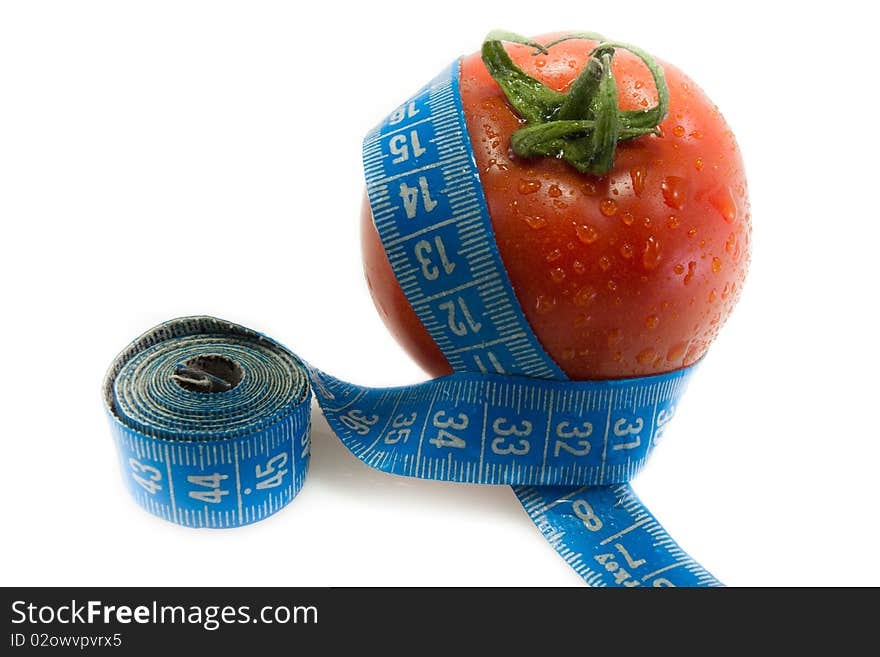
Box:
[362,34,750,380]
[360,194,450,375]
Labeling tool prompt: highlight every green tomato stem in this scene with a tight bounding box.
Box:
[480,31,669,176]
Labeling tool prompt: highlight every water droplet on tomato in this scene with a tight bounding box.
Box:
[572,259,586,274]
[620,243,634,259]
[583,180,599,196]
[666,342,687,362]
[576,223,599,244]
[636,348,655,365]
[661,176,687,210]
[725,232,737,253]
[600,199,618,217]
[709,186,737,223]
[708,289,717,302]
[573,313,590,328]
[535,295,556,314]
[562,347,575,360]
[574,286,597,306]
[666,215,680,229]
[683,261,696,285]
[485,158,508,172]
[545,248,562,262]
[687,227,698,238]
[712,257,722,273]
[642,236,662,271]
[548,184,562,198]
[673,264,685,275]
[629,166,646,197]
[607,279,618,292]
[694,158,704,171]
[645,315,660,329]
[621,212,635,226]
[522,214,547,230]
[550,267,566,284]
[598,255,611,271]
[672,125,685,137]
[689,130,703,139]
[635,80,644,89]
[518,179,541,195]
[685,342,702,363]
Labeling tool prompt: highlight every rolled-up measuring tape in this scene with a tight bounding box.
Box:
[103,317,311,527]
[103,58,722,587]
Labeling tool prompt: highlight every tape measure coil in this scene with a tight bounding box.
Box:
[103,317,311,528]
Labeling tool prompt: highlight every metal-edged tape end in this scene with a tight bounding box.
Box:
[103,316,311,528]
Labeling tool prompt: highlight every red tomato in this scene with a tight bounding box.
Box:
[362,33,750,380]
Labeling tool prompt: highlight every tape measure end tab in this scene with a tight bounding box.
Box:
[172,355,243,394]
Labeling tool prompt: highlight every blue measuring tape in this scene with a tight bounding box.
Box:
[103,59,722,587]
[103,317,311,527]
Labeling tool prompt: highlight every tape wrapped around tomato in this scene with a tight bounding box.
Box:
[358,31,751,585]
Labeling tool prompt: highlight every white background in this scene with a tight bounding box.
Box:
[1,1,877,587]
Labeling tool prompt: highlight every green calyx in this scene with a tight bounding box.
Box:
[481,30,669,176]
